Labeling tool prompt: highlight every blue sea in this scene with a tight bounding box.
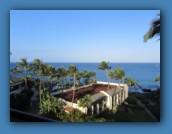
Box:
[10,62,160,92]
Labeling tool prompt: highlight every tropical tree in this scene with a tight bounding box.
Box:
[125,77,141,92]
[154,75,160,82]
[125,77,135,93]
[154,75,160,87]
[17,58,28,87]
[57,67,68,90]
[28,59,47,107]
[114,67,126,84]
[144,13,160,42]
[67,64,78,111]
[98,61,111,90]
[89,71,96,82]
[81,69,88,85]
[76,72,82,83]
[40,89,64,118]
[78,94,92,108]
[17,68,23,78]
[10,67,18,77]
[108,71,115,82]
[45,65,56,90]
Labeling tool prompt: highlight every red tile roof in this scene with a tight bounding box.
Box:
[65,107,74,113]
[54,84,121,103]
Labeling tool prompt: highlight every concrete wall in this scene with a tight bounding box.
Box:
[59,98,87,114]
[124,85,128,99]
[97,81,127,86]
[100,91,112,108]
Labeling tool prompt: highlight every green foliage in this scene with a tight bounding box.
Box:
[97,61,110,70]
[141,100,150,104]
[96,108,154,122]
[75,82,83,87]
[79,94,92,108]
[154,75,160,82]
[135,94,146,100]
[40,89,64,118]
[125,97,137,105]
[17,58,28,86]
[144,13,160,42]
[129,105,145,110]
[62,109,106,122]
[113,67,125,83]
[153,95,160,101]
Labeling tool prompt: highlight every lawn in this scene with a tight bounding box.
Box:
[95,107,155,122]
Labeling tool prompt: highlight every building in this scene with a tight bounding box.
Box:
[52,81,128,116]
[10,76,24,94]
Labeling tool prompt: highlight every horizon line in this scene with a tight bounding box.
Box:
[10,61,160,63]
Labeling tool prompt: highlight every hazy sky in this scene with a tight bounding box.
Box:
[10,10,160,63]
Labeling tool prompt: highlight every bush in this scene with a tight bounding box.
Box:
[153,95,160,101]
[135,94,146,100]
[141,100,150,104]
[125,97,137,105]
[129,105,145,110]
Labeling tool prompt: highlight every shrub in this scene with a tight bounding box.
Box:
[125,97,137,105]
[129,105,145,110]
[135,94,146,100]
[153,95,160,101]
[141,100,150,104]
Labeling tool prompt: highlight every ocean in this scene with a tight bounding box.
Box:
[10,62,160,92]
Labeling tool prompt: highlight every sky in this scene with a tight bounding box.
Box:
[10,10,160,63]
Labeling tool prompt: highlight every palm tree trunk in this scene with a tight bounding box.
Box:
[60,77,65,114]
[25,67,27,87]
[106,69,110,90]
[71,73,76,114]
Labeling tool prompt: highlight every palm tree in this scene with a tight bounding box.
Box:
[57,67,68,89]
[98,61,111,90]
[154,75,160,82]
[114,67,126,84]
[124,77,135,93]
[17,68,23,78]
[40,89,64,118]
[81,69,88,85]
[144,13,160,42]
[76,72,82,83]
[154,75,160,87]
[28,59,47,107]
[46,65,56,91]
[17,58,28,87]
[78,94,92,110]
[126,78,141,92]
[89,71,96,83]
[67,64,78,112]
[10,67,18,77]
[108,71,115,82]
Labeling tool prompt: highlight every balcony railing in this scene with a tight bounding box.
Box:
[10,108,60,122]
